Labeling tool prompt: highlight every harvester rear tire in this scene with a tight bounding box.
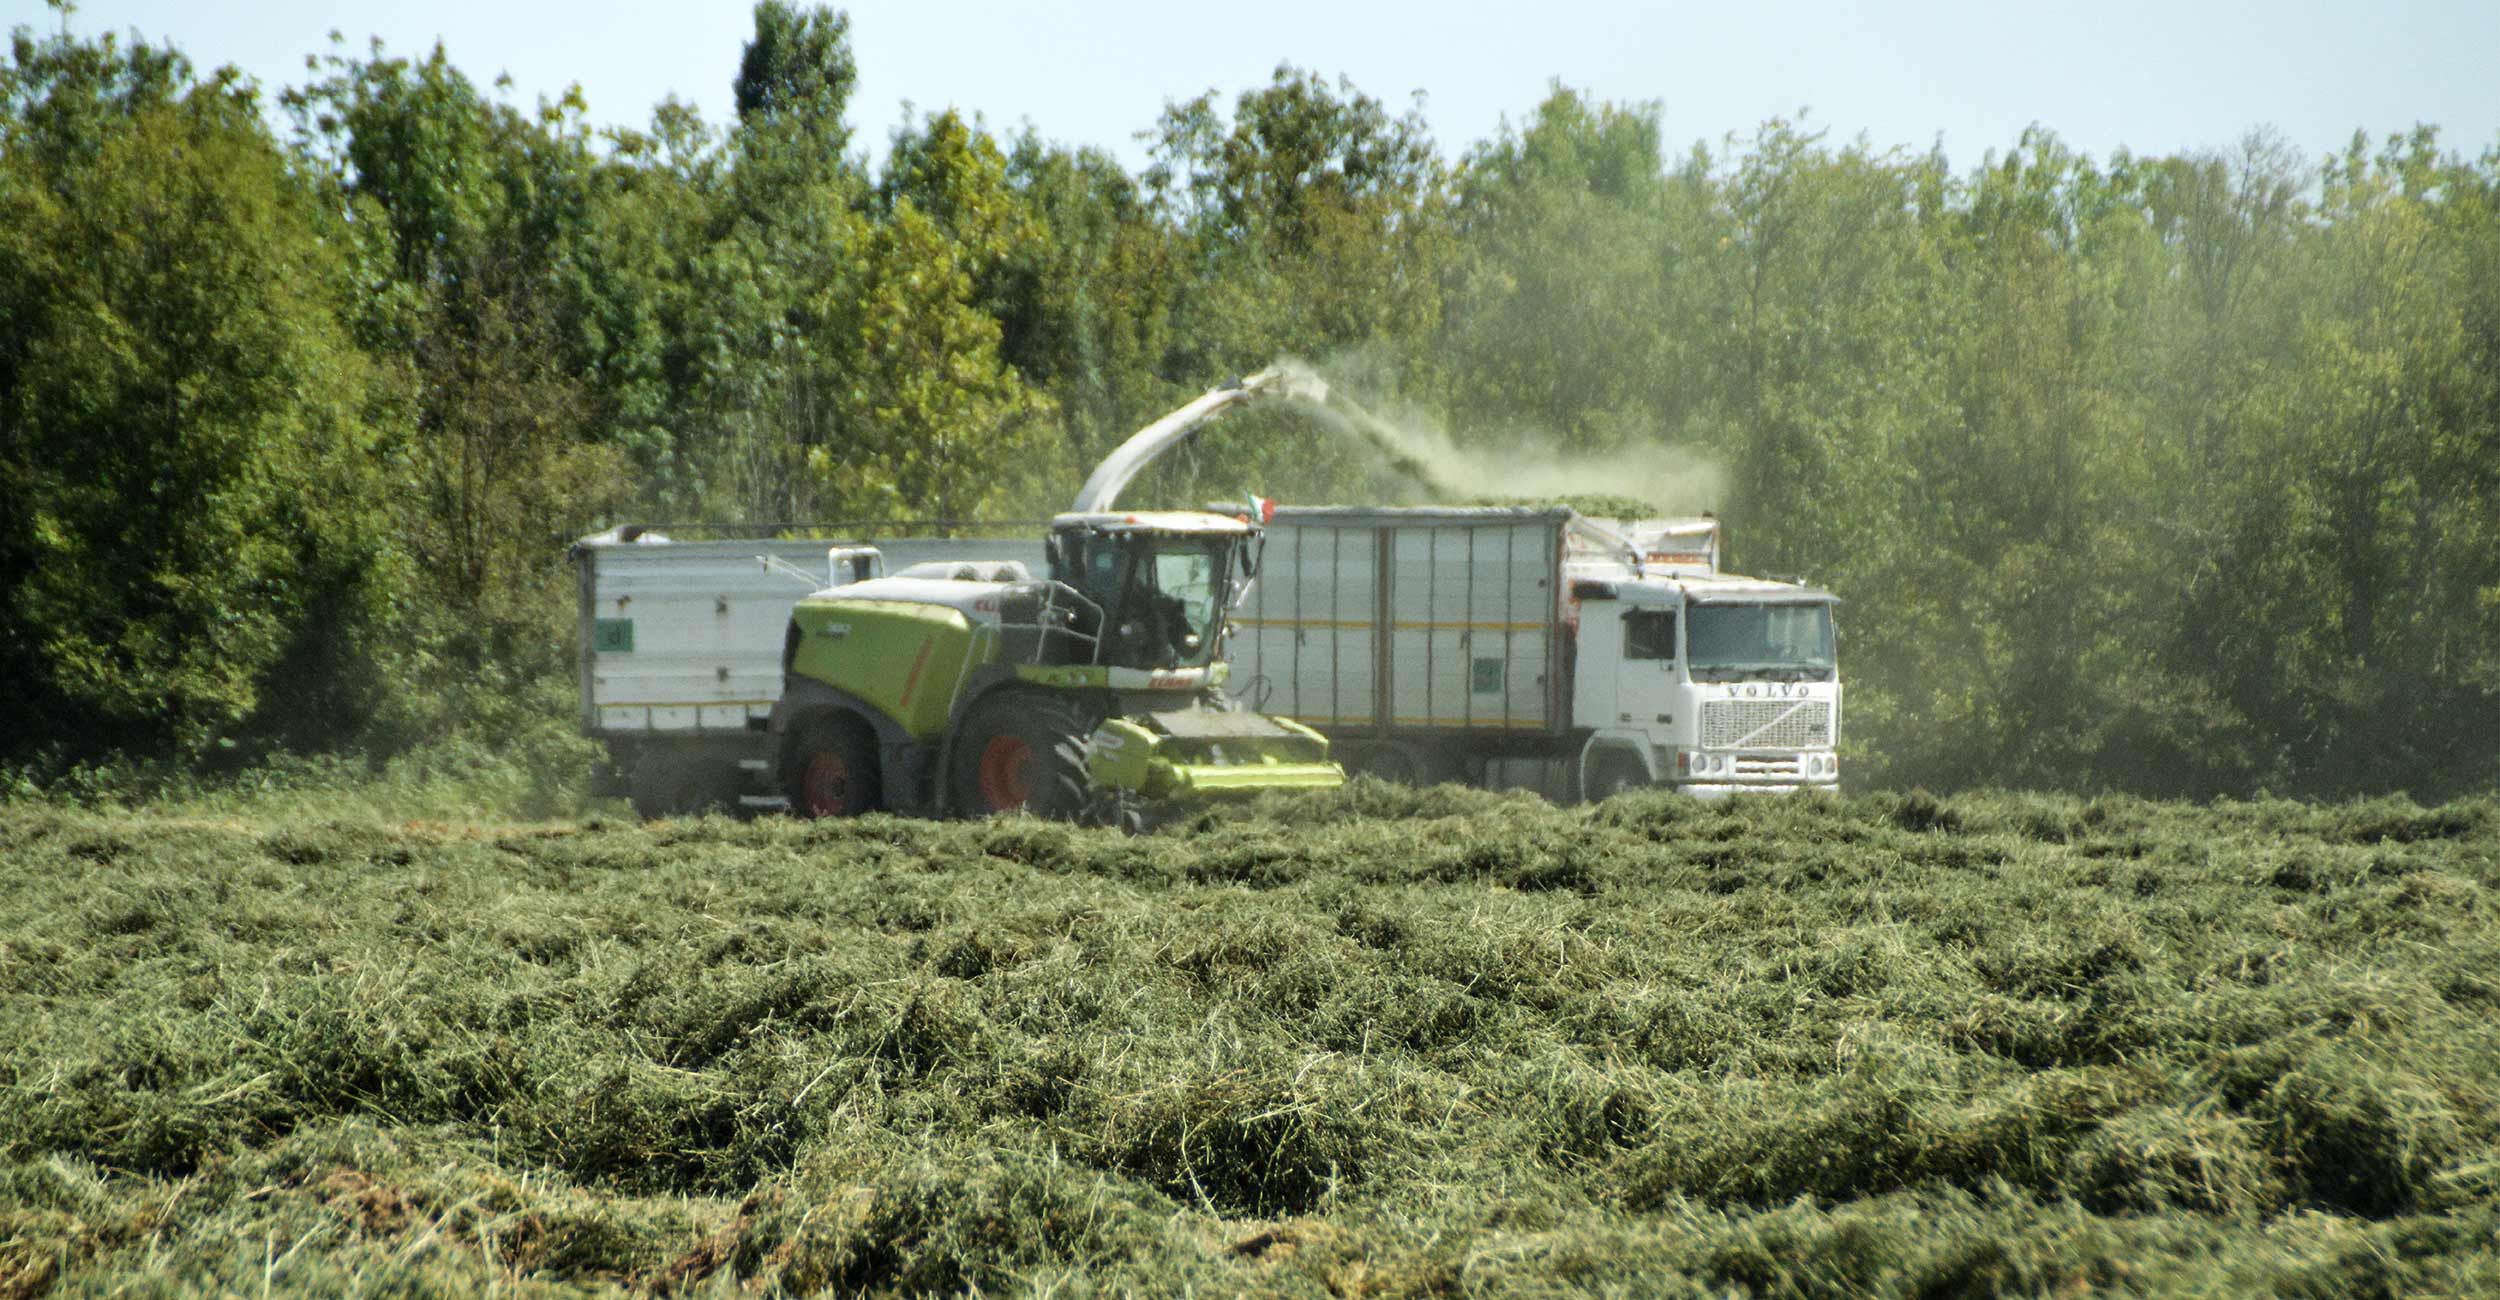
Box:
[949,692,1095,820]
[784,716,882,818]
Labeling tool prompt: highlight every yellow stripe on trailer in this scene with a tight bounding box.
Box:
[1234,617,1372,630]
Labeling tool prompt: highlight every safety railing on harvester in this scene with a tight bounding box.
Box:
[941,581,1106,720]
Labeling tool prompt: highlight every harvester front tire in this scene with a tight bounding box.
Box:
[784,716,881,818]
[950,692,1095,820]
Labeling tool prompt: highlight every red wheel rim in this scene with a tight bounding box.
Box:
[803,752,852,816]
[977,735,1034,809]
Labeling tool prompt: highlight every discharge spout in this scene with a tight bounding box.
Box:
[1072,365,1330,514]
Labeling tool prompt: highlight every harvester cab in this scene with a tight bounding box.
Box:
[1047,511,1259,672]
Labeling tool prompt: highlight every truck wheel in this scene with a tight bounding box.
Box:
[950,692,1094,819]
[630,754,737,820]
[784,716,881,818]
[1582,751,1651,803]
[1343,741,1446,787]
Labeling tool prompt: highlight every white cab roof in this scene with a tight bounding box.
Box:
[1052,510,1258,536]
[1605,573,1839,605]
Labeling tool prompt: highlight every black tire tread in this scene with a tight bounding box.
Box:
[783,714,881,817]
[1583,750,1650,803]
[949,691,1097,819]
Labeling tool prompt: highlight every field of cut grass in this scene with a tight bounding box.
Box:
[4,784,2498,1297]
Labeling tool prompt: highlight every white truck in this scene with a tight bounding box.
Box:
[1229,506,1842,799]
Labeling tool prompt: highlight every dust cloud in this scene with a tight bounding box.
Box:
[1275,359,1724,514]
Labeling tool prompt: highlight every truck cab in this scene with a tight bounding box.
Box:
[1570,574,1842,798]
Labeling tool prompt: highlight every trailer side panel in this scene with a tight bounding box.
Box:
[1234,520,1379,728]
[1235,508,1566,737]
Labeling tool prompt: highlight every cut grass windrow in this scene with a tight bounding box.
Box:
[2,786,2496,1296]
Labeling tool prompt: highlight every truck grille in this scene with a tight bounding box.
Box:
[1702,699,1833,750]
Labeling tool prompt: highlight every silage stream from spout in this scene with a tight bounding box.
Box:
[1288,398,1470,501]
[1279,374,1724,515]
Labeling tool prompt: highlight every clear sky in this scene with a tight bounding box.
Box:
[31,0,2500,172]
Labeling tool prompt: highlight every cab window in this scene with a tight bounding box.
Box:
[1623,609,1677,661]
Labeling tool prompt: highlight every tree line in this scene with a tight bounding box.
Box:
[4,2,2496,799]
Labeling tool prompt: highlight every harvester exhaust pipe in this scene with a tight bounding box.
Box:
[1072,365,1330,514]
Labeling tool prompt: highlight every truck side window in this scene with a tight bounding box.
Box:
[1623,609,1677,661]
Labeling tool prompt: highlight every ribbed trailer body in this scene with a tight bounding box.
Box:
[1230,508,1573,762]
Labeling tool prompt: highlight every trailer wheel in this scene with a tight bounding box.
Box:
[950,692,1094,819]
[784,716,881,818]
[630,753,739,820]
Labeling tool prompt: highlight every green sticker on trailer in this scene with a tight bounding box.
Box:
[1472,656,1505,694]
[594,618,634,653]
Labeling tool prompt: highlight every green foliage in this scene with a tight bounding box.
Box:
[4,790,2499,1292]
[5,10,2498,800]
[996,132,1188,482]
[1440,87,1683,447]
[280,41,634,755]
[812,195,1054,522]
[733,0,854,150]
[0,31,396,758]
[1126,64,1456,505]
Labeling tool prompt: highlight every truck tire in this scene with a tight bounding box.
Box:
[630,753,739,820]
[1582,750,1652,803]
[784,715,882,818]
[949,692,1094,819]
[1342,740,1454,787]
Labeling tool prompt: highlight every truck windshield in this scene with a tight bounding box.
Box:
[1686,603,1835,682]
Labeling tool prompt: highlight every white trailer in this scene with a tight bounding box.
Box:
[1228,506,1842,799]
[570,525,1045,816]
